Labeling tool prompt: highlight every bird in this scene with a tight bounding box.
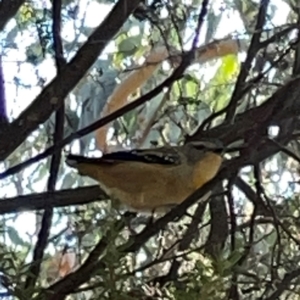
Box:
[65,140,224,212]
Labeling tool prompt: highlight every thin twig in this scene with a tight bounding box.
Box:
[225,0,270,123]
[268,138,300,165]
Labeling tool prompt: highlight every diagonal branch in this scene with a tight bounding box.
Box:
[0,0,141,161]
[0,0,210,177]
[234,177,269,215]
[0,0,25,32]
[0,29,199,180]
[189,76,300,144]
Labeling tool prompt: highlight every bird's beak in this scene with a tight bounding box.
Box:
[223,145,247,153]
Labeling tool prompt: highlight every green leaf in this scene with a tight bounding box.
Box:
[26,43,44,65]
[18,3,35,24]
[6,226,26,246]
[182,73,199,97]
[224,250,243,271]
[207,54,240,111]
[221,55,239,79]
[118,36,141,57]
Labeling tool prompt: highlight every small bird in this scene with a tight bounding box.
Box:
[66,140,224,212]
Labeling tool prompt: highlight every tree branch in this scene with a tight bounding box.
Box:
[0,186,105,215]
[225,0,270,122]
[234,177,269,215]
[24,0,66,292]
[205,183,228,258]
[188,76,300,144]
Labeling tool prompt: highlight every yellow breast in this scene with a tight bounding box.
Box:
[191,152,222,189]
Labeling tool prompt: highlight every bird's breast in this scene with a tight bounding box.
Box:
[191,152,222,189]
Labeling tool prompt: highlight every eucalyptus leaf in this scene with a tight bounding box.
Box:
[6,226,26,247]
[118,36,141,56]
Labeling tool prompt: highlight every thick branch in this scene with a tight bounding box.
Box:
[205,183,228,257]
[0,0,25,32]
[0,0,141,161]
[0,186,105,215]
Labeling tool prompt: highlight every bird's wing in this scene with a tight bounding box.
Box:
[66,148,182,167]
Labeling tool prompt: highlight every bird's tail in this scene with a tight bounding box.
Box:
[66,154,103,167]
